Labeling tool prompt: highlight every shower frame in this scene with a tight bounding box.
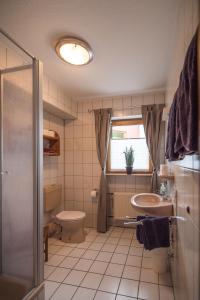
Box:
[0,29,44,300]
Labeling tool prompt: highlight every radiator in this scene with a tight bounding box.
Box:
[112,192,138,219]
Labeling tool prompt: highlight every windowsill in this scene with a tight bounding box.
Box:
[106,172,152,176]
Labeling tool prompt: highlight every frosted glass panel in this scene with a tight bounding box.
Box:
[1,68,34,292]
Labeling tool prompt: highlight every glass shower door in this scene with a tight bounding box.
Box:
[1,68,34,294]
[0,52,43,300]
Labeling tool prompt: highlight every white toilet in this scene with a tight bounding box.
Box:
[44,184,86,243]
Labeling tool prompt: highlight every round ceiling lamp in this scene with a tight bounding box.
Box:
[55,37,93,66]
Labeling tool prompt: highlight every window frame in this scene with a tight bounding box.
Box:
[107,118,152,174]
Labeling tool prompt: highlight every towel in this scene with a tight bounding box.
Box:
[136,216,146,244]
[142,217,170,250]
[166,28,198,161]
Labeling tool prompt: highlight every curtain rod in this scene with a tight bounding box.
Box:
[88,105,141,113]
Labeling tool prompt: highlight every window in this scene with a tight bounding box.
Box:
[108,118,151,173]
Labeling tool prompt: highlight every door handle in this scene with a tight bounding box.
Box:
[0,170,8,175]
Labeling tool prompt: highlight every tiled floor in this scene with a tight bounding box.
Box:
[44,227,174,300]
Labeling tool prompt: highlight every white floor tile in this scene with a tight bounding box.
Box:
[64,270,86,286]
[47,255,65,267]
[116,295,137,300]
[74,258,93,271]
[95,236,108,243]
[53,240,67,247]
[94,291,116,300]
[59,257,79,269]
[72,287,96,300]
[118,238,131,246]
[110,231,122,238]
[126,255,142,267]
[96,251,113,262]
[111,253,127,265]
[69,248,86,258]
[140,268,158,284]
[115,245,129,254]
[106,263,124,277]
[107,237,119,244]
[86,235,97,242]
[44,265,55,279]
[102,243,116,252]
[49,245,62,254]
[76,241,91,249]
[89,261,108,274]
[159,285,174,300]
[159,272,172,286]
[44,280,60,300]
[51,283,77,300]
[122,266,140,280]
[138,282,159,300]
[129,247,143,257]
[89,242,104,251]
[82,249,99,260]
[80,272,103,289]
[56,246,74,256]
[99,275,120,293]
[48,267,71,282]
[118,278,139,298]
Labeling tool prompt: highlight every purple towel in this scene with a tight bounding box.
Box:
[166,28,198,161]
[142,217,170,250]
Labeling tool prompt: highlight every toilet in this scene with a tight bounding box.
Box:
[44,184,86,243]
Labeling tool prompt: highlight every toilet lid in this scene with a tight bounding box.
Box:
[56,211,86,221]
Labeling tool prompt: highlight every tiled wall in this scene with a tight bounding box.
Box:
[64,92,165,227]
[43,74,78,224]
[165,0,200,299]
[43,111,65,224]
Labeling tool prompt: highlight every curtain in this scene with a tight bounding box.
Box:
[141,104,164,193]
[94,108,112,233]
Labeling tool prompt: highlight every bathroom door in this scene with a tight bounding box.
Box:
[0,60,44,299]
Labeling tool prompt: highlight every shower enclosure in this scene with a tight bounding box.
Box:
[0,30,44,299]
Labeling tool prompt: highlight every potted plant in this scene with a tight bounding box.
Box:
[123,146,134,174]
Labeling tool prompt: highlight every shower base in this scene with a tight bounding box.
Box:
[0,275,31,300]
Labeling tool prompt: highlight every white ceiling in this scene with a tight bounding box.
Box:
[0,0,180,99]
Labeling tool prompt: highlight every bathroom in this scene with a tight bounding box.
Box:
[0,0,199,300]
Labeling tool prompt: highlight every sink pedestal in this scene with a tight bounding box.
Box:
[151,248,169,273]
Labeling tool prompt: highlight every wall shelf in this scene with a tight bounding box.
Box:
[43,130,60,156]
[43,99,77,120]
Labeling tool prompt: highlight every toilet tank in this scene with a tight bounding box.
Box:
[44,184,61,212]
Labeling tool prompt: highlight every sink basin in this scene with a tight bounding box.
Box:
[131,193,173,216]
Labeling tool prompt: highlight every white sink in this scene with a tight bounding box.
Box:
[131,193,173,216]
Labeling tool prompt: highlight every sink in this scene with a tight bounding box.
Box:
[131,193,173,216]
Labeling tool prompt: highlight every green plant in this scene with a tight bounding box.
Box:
[123,146,134,167]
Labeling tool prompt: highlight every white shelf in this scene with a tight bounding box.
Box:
[43,99,77,120]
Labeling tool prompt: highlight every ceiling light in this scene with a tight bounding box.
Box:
[55,37,93,66]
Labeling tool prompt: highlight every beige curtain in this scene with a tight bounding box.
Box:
[94,108,112,232]
[141,104,164,193]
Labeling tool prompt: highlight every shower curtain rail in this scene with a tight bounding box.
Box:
[0,28,35,59]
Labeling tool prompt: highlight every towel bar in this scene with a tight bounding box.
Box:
[124,216,184,226]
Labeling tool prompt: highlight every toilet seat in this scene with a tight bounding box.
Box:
[56,210,86,221]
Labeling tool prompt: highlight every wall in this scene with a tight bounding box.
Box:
[64,92,165,227]
[43,74,78,224]
[165,1,199,299]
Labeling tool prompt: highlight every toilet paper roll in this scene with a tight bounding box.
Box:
[160,164,169,176]
[90,190,97,199]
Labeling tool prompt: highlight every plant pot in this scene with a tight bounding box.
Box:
[126,166,133,175]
